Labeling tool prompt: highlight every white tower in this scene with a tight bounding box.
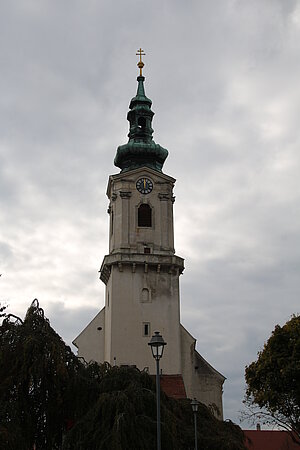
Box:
[101,166,183,376]
[73,53,225,418]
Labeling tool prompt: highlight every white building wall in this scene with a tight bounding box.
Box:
[104,262,182,374]
[73,308,105,363]
[180,325,224,419]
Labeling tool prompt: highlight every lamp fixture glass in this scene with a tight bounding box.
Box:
[148,331,167,360]
[191,398,199,413]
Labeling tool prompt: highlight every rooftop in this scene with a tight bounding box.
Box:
[243,429,299,450]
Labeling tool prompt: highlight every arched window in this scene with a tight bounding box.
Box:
[141,288,150,303]
[138,204,152,227]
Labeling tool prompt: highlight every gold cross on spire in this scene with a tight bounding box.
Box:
[136,48,145,76]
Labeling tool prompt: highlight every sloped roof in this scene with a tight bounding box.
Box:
[180,324,225,382]
[244,430,299,450]
[160,375,187,399]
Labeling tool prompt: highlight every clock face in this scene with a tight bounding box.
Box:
[136,177,153,194]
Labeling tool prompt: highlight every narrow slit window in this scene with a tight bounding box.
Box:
[143,322,150,336]
[138,204,152,227]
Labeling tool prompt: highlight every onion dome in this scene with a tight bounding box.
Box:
[114,50,168,173]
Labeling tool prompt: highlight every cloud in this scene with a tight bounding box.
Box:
[1,0,300,426]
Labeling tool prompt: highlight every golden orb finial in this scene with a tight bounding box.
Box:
[136,48,145,76]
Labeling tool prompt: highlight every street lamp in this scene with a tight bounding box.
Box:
[191,398,199,450]
[148,331,167,450]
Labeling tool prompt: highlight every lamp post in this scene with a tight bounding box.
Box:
[191,398,199,450]
[148,331,166,450]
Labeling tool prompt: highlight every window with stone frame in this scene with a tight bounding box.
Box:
[141,288,150,303]
[138,203,152,227]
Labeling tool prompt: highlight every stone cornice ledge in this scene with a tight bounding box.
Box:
[99,253,185,284]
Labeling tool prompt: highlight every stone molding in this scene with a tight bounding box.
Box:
[99,252,185,284]
[119,191,132,199]
[158,193,170,201]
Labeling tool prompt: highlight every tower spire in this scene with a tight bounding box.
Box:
[114,50,168,173]
[136,48,145,76]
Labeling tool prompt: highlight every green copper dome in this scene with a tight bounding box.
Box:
[114,76,168,173]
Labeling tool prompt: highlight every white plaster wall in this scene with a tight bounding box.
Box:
[180,325,224,419]
[108,167,176,255]
[73,308,105,363]
[101,167,182,374]
[180,325,196,396]
[106,263,182,375]
[104,274,113,362]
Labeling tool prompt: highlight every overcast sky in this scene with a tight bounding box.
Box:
[1,0,300,427]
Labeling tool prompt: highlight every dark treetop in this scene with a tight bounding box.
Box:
[114,75,168,173]
[0,300,247,450]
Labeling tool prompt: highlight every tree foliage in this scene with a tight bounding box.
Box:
[244,315,300,445]
[63,368,246,450]
[0,299,100,449]
[0,303,7,319]
[0,300,246,449]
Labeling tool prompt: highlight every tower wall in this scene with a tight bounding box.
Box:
[108,168,175,255]
[100,167,184,375]
[103,260,182,374]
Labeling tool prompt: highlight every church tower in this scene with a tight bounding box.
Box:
[73,50,225,418]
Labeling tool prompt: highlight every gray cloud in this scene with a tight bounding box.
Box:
[1,0,300,426]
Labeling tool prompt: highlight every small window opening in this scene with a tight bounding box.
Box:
[141,288,149,303]
[143,322,150,336]
[138,117,146,129]
[138,204,152,227]
[144,247,150,254]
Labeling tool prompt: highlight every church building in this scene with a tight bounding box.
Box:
[73,51,225,418]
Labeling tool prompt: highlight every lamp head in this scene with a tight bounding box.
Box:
[148,331,167,360]
[191,398,199,413]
